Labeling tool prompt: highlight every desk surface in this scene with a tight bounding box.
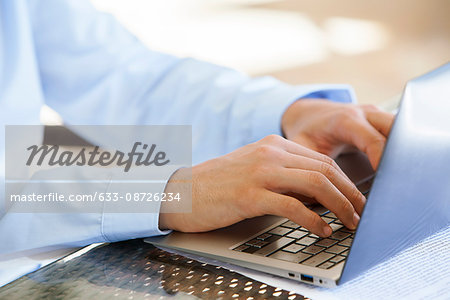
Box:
[0,240,307,300]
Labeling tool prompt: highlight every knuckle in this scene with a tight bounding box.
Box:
[369,136,386,148]
[330,159,341,172]
[320,154,334,166]
[362,104,379,111]
[308,171,327,187]
[350,186,363,202]
[263,134,283,144]
[340,106,362,121]
[254,144,277,158]
[339,199,353,215]
[347,106,362,116]
[375,136,386,144]
[280,198,300,216]
[320,162,336,181]
[279,199,293,213]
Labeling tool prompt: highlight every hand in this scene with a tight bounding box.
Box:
[282,99,395,169]
[159,135,365,237]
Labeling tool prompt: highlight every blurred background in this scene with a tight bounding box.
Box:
[42,0,450,123]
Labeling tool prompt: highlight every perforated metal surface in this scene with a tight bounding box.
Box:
[0,240,308,299]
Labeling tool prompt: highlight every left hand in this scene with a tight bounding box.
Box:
[282,99,395,170]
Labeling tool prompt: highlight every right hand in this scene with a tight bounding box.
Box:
[159,134,365,237]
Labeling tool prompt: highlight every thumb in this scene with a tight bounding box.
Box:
[338,118,386,170]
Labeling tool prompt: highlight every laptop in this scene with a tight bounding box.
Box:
[145,63,450,287]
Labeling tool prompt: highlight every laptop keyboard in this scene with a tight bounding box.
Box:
[233,211,355,270]
[233,174,375,270]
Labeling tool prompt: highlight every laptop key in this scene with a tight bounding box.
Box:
[242,246,259,254]
[245,239,260,247]
[325,212,337,219]
[338,238,353,247]
[269,251,311,263]
[315,238,337,248]
[254,237,295,256]
[286,230,308,240]
[340,227,356,234]
[253,241,269,248]
[268,227,292,236]
[302,245,325,255]
[315,206,329,216]
[296,236,317,246]
[330,223,343,232]
[257,233,272,240]
[318,261,335,269]
[283,243,305,253]
[297,236,317,246]
[282,220,300,229]
[309,233,320,238]
[264,235,281,244]
[329,231,351,241]
[321,216,334,224]
[329,255,346,264]
[341,250,349,257]
[301,252,335,267]
[325,245,347,254]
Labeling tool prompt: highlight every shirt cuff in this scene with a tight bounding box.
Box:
[100,167,182,242]
[250,83,356,142]
[101,208,171,243]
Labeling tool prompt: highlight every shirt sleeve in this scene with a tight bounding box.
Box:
[28,0,356,165]
[24,0,356,247]
[0,165,176,256]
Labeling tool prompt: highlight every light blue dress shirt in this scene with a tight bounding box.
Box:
[0,0,355,286]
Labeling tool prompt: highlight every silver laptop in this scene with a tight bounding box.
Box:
[145,63,450,287]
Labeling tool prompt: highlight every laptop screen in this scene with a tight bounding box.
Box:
[339,63,450,284]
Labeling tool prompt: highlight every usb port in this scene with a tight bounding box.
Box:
[301,274,313,283]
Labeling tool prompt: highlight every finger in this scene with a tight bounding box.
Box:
[260,191,331,237]
[272,136,352,183]
[270,168,358,230]
[341,118,386,169]
[280,153,366,215]
[365,110,395,137]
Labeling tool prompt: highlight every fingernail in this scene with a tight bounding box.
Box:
[361,194,367,204]
[323,225,332,236]
[353,212,360,227]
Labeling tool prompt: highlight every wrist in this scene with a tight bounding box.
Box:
[281,98,316,139]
